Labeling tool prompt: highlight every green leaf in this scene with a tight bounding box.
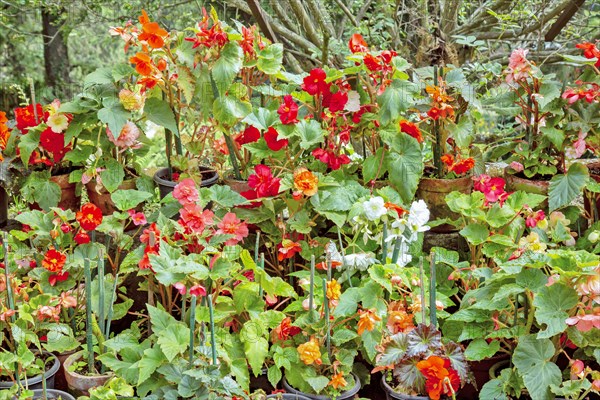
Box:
[111,189,152,211]
[333,287,361,317]
[378,80,418,126]
[295,119,325,149]
[306,376,330,394]
[157,324,190,362]
[513,335,561,400]
[243,336,269,377]
[382,132,423,203]
[99,158,125,193]
[332,328,358,346]
[464,338,500,361]
[257,43,283,75]
[24,171,61,210]
[540,127,564,149]
[138,346,166,386]
[288,210,314,234]
[18,128,41,165]
[548,163,588,211]
[145,97,178,135]
[267,365,282,388]
[204,184,246,207]
[460,223,489,245]
[533,283,579,339]
[242,107,278,130]
[363,148,385,183]
[98,104,130,138]
[213,95,252,128]
[212,42,243,96]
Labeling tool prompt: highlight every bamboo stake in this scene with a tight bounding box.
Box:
[419,256,426,324]
[208,295,217,365]
[189,294,197,366]
[259,253,265,298]
[309,255,315,318]
[98,249,105,341]
[84,258,94,374]
[3,233,21,390]
[430,251,437,326]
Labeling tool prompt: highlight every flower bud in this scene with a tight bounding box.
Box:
[588,231,600,243]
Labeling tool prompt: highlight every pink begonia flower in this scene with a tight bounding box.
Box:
[505,48,532,84]
[576,268,600,303]
[128,210,147,226]
[566,313,600,332]
[179,204,214,233]
[107,121,141,148]
[173,282,187,295]
[509,161,524,173]
[81,168,105,185]
[173,178,199,206]
[189,285,206,297]
[565,131,588,159]
[216,212,249,245]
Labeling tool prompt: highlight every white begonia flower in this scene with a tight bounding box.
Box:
[342,252,378,271]
[47,113,69,133]
[405,200,431,242]
[363,196,387,221]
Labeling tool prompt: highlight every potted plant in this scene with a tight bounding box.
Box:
[1,99,80,211]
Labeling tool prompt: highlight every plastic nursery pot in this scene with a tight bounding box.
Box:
[380,375,428,400]
[282,373,361,400]
[416,175,473,233]
[62,350,112,396]
[85,178,137,215]
[153,166,219,199]
[266,394,312,400]
[26,389,77,400]
[0,353,60,390]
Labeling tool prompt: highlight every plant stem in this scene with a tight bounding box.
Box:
[309,255,315,319]
[322,278,331,360]
[84,258,94,375]
[105,273,118,340]
[208,294,217,365]
[430,251,437,326]
[419,256,426,323]
[259,253,265,298]
[254,231,261,263]
[381,222,388,263]
[391,237,402,264]
[189,295,197,366]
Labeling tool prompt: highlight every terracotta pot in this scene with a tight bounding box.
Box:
[458,353,510,400]
[0,353,60,390]
[153,166,218,199]
[380,375,428,400]
[62,351,111,396]
[223,177,251,194]
[85,178,137,215]
[53,348,79,392]
[505,173,550,209]
[282,373,360,400]
[30,173,80,211]
[27,389,76,400]
[416,175,473,233]
[584,160,600,223]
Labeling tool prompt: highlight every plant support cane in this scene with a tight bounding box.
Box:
[3,233,21,391]
[84,258,94,374]
[430,251,437,327]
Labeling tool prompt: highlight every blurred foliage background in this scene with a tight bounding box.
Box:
[1,0,599,111]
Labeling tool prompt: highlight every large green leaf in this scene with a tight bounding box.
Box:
[295,119,324,149]
[460,223,489,245]
[378,80,418,126]
[144,97,179,135]
[98,104,130,137]
[138,346,166,386]
[157,324,190,362]
[257,43,283,75]
[382,132,423,203]
[213,95,252,128]
[243,336,269,377]
[464,338,500,361]
[513,335,561,400]
[533,283,579,339]
[111,189,152,211]
[548,163,588,211]
[18,127,41,165]
[212,42,243,96]
[99,158,125,193]
[23,171,61,211]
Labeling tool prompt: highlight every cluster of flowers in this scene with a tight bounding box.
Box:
[11,101,72,166]
[562,42,600,105]
[0,111,8,161]
[416,355,461,400]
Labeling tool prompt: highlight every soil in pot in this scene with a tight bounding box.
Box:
[0,353,60,391]
[26,389,77,400]
[62,350,111,396]
[154,166,218,199]
[282,373,360,400]
[416,174,473,233]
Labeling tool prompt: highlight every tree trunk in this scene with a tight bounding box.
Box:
[41,7,72,98]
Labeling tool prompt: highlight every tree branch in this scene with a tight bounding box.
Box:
[287,0,323,47]
[333,0,359,29]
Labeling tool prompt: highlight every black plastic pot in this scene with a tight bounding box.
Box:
[380,376,428,400]
[153,166,219,199]
[266,394,312,400]
[0,353,60,390]
[282,373,361,400]
[27,389,76,400]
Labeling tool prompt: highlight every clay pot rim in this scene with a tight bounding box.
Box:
[62,350,112,381]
